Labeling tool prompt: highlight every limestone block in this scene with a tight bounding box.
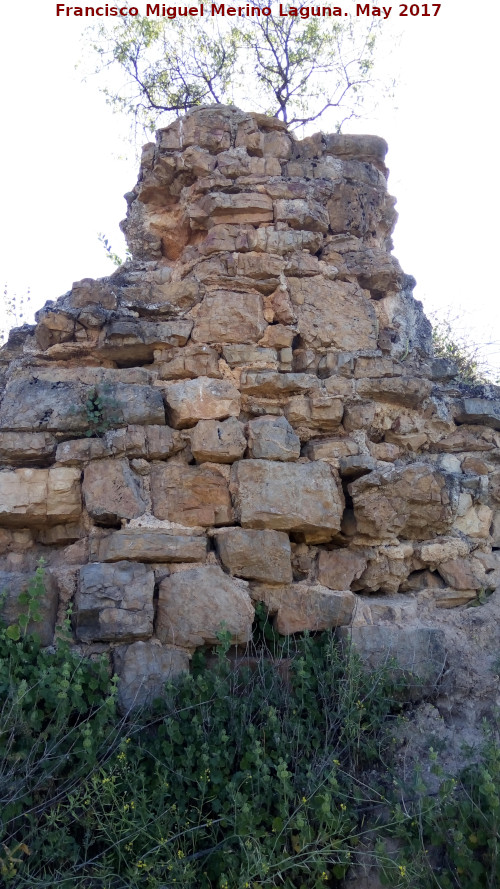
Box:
[331,249,404,295]
[116,641,190,711]
[303,438,359,462]
[231,459,344,541]
[0,570,59,646]
[157,565,254,648]
[95,529,207,563]
[191,291,266,344]
[0,379,165,433]
[323,133,388,165]
[151,462,232,526]
[356,377,433,408]
[155,343,221,380]
[453,503,493,539]
[0,467,81,528]
[454,398,500,430]
[191,417,246,463]
[97,320,193,361]
[317,550,368,590]
[350,464,459,541]
[288,277,378,352]
[327,183,396,242]
[432,588,478,608]
[75,561,154,643]
[222,344,278,368]
[338,626,446,699]
[83,459,147,525]
[164,377,241,429]
[121,279,202,316]
[354,550,412,594]
[0,432,57,465]
[274,199,329,232]
[247,415,300,461]
[437,558,485,591]
[214,528,293,583]
[263,130,292,158]
[240,371,318,397]
[253,583,355,634]
[56,438,108,465]
[189,192,273,228]
[418,538,470,565]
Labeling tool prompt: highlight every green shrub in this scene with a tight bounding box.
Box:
[377,725,500,889]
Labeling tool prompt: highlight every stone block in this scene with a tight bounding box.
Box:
[350,464,459,542]
[155,343,221,380]
[191,418,246,463]
[240,371,318,397]
[247,415,300,461]
[0,379,165,433]
[191,291,266,344]
[157,565,254,648]
[0,467,81,528]
[214,528,292,583]
[253,583,355,634]
[116,641,190,711]
[151,462,232,526]
[231,459,344,541]
[83,459,147,525]
[288,277,378,352]
[95,529,207,563]
[74,561,154,643]
[164,377,241,429]
[0,432,57,465]
[454,398,500,430]
[189,192,273,228]
[318,550,368,590]
[0,570,59,646]
[274,199,329,232]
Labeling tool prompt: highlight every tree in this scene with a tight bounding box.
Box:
[88,1,382,134]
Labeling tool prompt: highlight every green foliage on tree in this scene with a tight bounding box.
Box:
[87,3,382,133]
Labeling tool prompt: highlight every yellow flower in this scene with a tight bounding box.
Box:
[177,850,184,859]
[340,803,347,811]
[399,864,406,877]
[302,796,307,803]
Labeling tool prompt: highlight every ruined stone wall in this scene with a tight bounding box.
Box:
[1,105,499,719]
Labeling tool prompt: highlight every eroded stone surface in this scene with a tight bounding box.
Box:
[75,561,154,643]
[214,527,292,582]
[157,565,254,648]
[231,459,344,540]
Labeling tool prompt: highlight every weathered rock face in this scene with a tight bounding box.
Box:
[1,105,499,717]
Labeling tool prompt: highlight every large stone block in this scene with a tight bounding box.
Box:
[151,462,233,526]
[288,277,378,352]
[74,561,154,643]
[189,192,274,228]
[247,415,300,461]
[0,432,57,465]
[0,467,81,528]
[95,528,207,563]
[191,291,266,344]
[164,377,241,429]
[191,418,246,463]
[253,583,355,634]
[214,528,293,583]
[454,398,500,430]
[0,570,59,646]
[231,460,344,541]
[350,464,459,541]
[116,641,190,711]
[157,565,254,648]
[83,459,147,525]
[0,379,165,433]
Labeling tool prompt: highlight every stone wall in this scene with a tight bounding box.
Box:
[1,106,499,718]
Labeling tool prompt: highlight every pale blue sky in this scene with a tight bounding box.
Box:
[1,0,499,370]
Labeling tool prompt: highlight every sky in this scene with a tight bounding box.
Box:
[1,0,499,372]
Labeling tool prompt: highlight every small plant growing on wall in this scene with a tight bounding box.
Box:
[83,385,121,438]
